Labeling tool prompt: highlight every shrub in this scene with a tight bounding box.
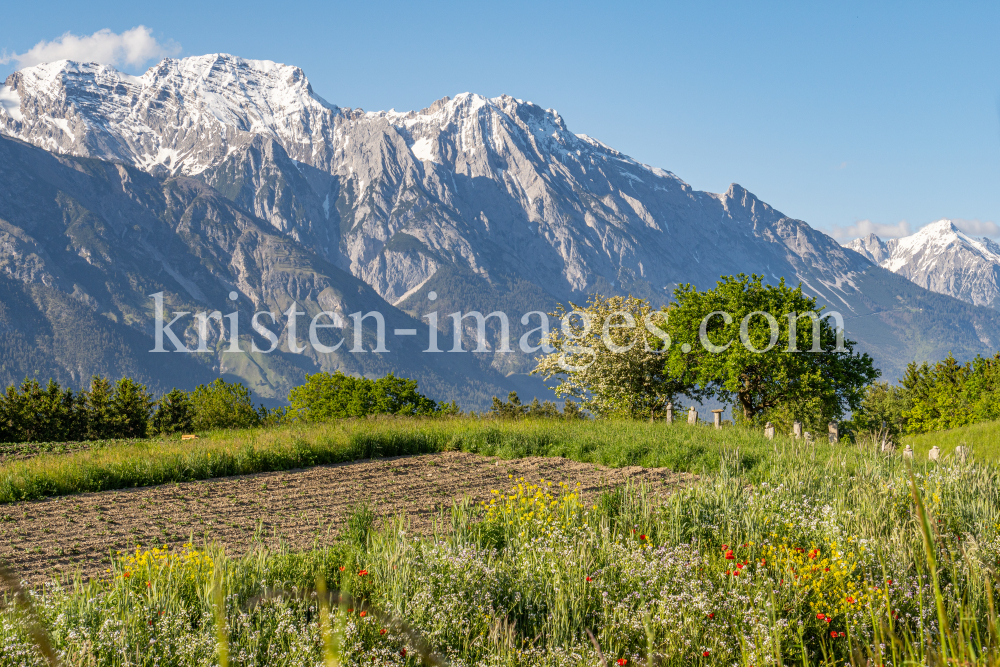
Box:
[288,371,440,421]
[189,378,264,431]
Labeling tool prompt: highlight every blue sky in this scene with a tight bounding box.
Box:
[2,0,998,240]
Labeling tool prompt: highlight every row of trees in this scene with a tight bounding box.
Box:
[858,353,1000,437]
[487,391,585,420]
[0,377,280,443]
[0,371,462,443]
[532,274,881,432]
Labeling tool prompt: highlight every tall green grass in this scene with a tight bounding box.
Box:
[0,417,833,503]
[905,418,1000,461]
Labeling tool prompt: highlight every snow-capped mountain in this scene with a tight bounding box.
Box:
[3,53,1000,390]
[845,220,1000,309]
[0,54,871,308]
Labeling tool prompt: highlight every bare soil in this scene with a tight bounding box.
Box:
[0,452,694,584]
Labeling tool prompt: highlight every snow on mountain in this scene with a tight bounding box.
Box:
[1,56,870,311]
[1,54,339,174]
[845,220,1000,308]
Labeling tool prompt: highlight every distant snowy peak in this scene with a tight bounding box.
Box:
[1,54,340,174]
[844,220,1000,308]
[844,233,893,264]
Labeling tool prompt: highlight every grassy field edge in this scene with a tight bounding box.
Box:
[1,418,788,503]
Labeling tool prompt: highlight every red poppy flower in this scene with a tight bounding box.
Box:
[736,563,744,569]
[733,570,740,577]
[703,651,710,657]
[724,550,735,560]
[824,567,830,572]
[358,570,368,576]
[640,534,647,540]
[400,649,407,657]
[707,613,715,619]
[721,544,729,550]
[359,611,367,618]
[760,559,766,565]
[347,608,353,613]
[380,628,387,635]
[816,613,825,620]
[886,579,893,585]
[825,617,832,623]
[616,659,628,666]
[846,596,855,604]
[831,631,837,638]
[338,566,346,572]
[586,576,592,582]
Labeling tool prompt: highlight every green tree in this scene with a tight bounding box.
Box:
[0,378,86,443]
[190,379,263,431]
[663,274,880,429]
[84,376,116,440]
[561,399,586,420]
[152,388,195,435]
[288,371,440,422]
[897,353,1000,434]
[526,397,561,418]
[489,391,526,419]
[853,381,912,439]
[109,378,153,439]
[370,374,439,416]
[531,294,702,418]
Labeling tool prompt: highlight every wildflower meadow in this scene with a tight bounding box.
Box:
[1,425,998,666]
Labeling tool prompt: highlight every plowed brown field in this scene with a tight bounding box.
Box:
[0,452,693,583]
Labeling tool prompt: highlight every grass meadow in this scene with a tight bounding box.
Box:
[1,418,999,665]
[905,420,1000,461]
[0,418,829,504]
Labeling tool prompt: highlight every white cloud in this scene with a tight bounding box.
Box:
[0,26,179,70]
[828,219,911,241]
[948,218,1000,238]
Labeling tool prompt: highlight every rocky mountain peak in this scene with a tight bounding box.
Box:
[0,54,340,175]
[844,220,1000,308]
[844,233,891,264]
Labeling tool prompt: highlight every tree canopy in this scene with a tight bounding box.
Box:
[531,295,704,418]
[531,275,880,428]
[663,274,879,428]
[287,371,454,421]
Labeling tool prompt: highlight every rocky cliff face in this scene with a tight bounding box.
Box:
[2,55,872,308]
[3,54,1000,388]
[845,221,1000,309]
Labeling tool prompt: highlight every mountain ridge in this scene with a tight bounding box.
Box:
[3,54,1000,392]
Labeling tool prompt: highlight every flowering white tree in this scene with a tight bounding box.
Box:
[530,295,703,418]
